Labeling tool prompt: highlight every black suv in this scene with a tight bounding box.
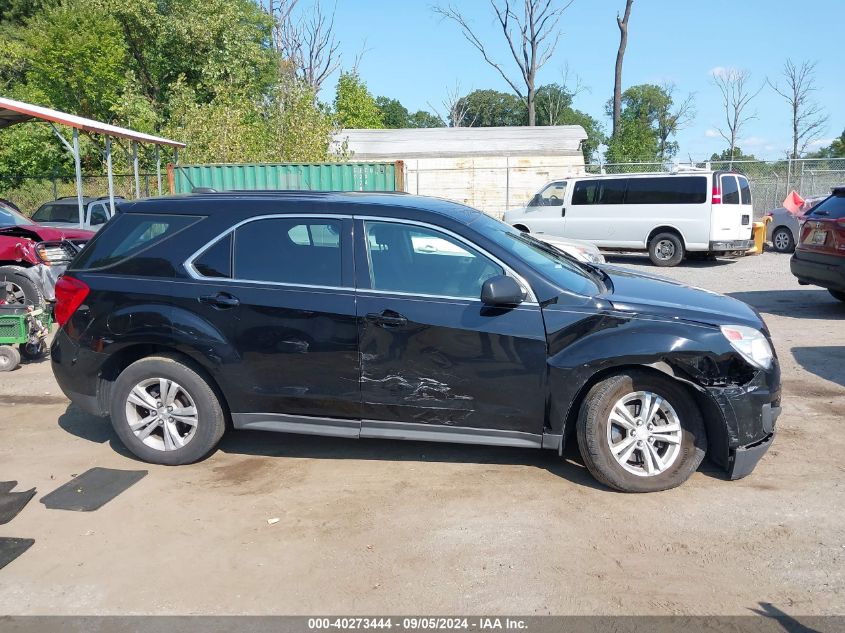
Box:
[51,192,781,492]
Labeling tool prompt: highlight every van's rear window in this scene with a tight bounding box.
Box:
[70,213,200,272]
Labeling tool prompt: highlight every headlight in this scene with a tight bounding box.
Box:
[35,242,75,265]
[572,247,605,264]
[720,325,773,369]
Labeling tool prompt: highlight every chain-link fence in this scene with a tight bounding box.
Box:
[0,173,164,216]
[585,158,845,217]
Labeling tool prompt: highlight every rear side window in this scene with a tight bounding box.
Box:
[721,176,740,204]
[626,177,707,204]
[71,213,200,272]
[808,194,845,220]
[193,233,232,278]
[738,176,752,205]
[233,218,342,287]
[572,181,599,205]
[598,178,627,204]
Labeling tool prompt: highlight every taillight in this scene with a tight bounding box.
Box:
[712,183,721,204]
[54,275,89,327]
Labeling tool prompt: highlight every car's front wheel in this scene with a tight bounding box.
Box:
[110,355,226,465]
[576,370,707,492]
[771,227,795,253]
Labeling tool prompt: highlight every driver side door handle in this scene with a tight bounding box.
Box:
[366,310,408,328]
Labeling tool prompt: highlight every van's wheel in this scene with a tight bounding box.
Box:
[110,355,226,465]
[0,266,44,307]
[648,232,684,267]
[0,345,20,372]
[829,290,845,302]
[576,370,707,492]
[771,227,795,253]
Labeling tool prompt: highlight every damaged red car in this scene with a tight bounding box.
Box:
[0,198,93,306]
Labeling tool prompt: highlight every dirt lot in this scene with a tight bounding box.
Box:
[0,251,842,616]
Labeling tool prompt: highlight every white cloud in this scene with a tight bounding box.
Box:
[709,66,729,78]
[807,138,834,148]
[741,136,768,147]
[704,128,720,138]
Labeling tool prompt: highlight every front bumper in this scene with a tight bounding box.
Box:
[709,239,753,252]
[727,402,780,480]
[790,251,845,292]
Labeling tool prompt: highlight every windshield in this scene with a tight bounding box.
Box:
[0,203,34,226]
[471,214,601,296]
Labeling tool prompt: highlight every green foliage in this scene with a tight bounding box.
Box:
[0,0,48,25]
[457,89,526,127]
[408,110,444,128]
[335,72,384,129]
[604,84,687,163]
[376,96,443,128]
[809,129,845,158]
[710,146,756,161]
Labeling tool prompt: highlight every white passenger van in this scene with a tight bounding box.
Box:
[502,171,754,266]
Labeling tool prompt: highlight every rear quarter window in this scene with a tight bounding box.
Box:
[808,194,845,220]
[70,213,200,275]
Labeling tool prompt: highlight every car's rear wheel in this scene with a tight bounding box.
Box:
[648,232,684,267]
[829,290,845,303]
[110,355,226,465]
[576,370,707,492]
[771,227,795,253]
[0,266,44,307]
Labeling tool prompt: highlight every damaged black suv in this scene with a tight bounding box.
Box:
[51,192,781,492]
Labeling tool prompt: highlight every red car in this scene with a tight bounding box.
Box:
[790,186,845,302]
[0,198,94,306]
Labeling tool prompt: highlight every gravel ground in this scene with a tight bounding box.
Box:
[0,250,842,616]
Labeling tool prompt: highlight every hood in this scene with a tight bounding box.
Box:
[600,264,763,329]
[0,225,94,241]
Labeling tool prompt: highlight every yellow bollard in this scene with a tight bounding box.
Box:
[747,216,771,255]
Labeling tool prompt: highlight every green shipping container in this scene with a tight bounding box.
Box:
[169,162,403,194]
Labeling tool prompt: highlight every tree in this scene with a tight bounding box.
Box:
[434,0,574,126]
[376,97,410,128]
[810,129,845,158]
[334,71,384,129]
[408,110,444,128]
[604,84,690,162]
[712,68,761,162]
[768,59,828,159]
[269,0,340,93]
[709,146,756,162]
[456,89,527,127]
[612,0,633,139]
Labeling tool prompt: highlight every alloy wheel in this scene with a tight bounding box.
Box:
[606,390,683,477]
[3,280,25,305]
[774,230,791,251]
[125,378,199,451]
[655,240,676,261]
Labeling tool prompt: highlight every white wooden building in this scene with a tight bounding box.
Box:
[332,126,588,217]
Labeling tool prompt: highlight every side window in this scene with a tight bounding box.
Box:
[530,182,567,207]
[572,181,599,205]
[738,176,752,205]
[721,175,740,204]
[233,218,342,287]
[598,178,627,204]
[626,176,707,204]
[193,233,232,278]
[90,204,109,225]
[365,221,503,299]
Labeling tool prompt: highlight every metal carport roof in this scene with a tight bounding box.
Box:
[0,96,185,225]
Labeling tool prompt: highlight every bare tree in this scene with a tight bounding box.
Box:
[656,82,695,160]
[768,59,829,159]
[713,68,761,162]
[427,81,474,127]
[538,63,587,125]
[268,0,341,93]
[612,0,633,139]
[434,0,574,126]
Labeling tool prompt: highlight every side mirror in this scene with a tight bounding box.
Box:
[481,275,524,306]
[528,193,541,207]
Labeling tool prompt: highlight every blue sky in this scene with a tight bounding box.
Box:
[315,0,843,161]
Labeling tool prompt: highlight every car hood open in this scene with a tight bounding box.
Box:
[599,264,763,329]
[0,225,94,241]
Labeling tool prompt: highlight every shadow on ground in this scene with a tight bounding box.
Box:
[729,289,845,320]
[791,346,845,388]
[604,253,736,268]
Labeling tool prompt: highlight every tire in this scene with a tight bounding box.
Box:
[771,227,795,253]
[576,370,707,492]
[647,232,684,267]
[19,339,48,361]
[0,266,45,307]
[0,345,20,372]
[829,290,845,303]
[109,355,227,465]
